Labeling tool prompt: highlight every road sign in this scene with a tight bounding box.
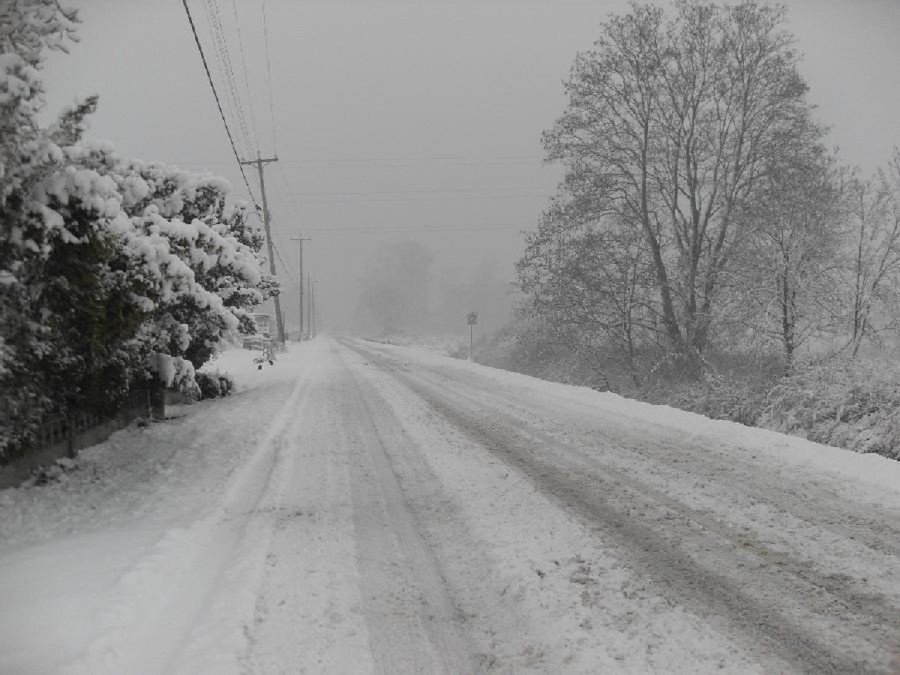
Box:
[467,312,478,325]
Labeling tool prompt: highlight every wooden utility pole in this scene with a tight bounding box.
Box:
[240,152,284,344]
[290,235,310,337]
[313,280,318,337]
[308,274,314,339]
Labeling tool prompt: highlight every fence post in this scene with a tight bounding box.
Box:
[149,380,165,420]
[65,415,75,459]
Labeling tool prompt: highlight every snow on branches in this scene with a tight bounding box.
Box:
[0,0,277,457]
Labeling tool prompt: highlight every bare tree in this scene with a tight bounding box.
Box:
[517,197,657,387]
[844,149,900,356]
[542,0,816,372]
[728,123,844,374]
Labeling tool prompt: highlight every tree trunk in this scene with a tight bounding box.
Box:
[781,271,796,376]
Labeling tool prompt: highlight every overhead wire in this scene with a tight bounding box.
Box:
[199,0,242,156]
[207,0,251,152]
[198,0,245,157]
[261,0,278,155]
[286,187,548,196]
[204,0,256,158]
[191,1,538,286]
[272,222,530,235]
[274,154,543,166]
[274,164,306,222]
[270,237,304,292]
[181,0,261,212]
[230,0,261,152]
[284,194,548,205]
[160,154,546,168]
[263,167,312,288]
[186,0,306,303]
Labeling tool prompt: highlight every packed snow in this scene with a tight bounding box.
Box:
[0,338,898,673]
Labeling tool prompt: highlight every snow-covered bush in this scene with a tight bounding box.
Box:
[654,373,770,427]
[1,0,91,454]
[760,359,900,460]
[0,2,276,459]
[476,320,614,390]
[195,370,235,400]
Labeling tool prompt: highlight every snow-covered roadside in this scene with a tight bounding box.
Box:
[343,338,900,672]
[343,346,765,673]
[0,344,311,674]
[3,336,897,673]
[366,340,900,507]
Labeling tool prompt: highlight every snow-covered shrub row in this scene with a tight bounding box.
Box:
[645,372,771,427]
[194,370,236,400]
[0,1,277,458]
[482,321,900,459]
[759,359,900,460]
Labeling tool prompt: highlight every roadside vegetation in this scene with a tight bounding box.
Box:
[479,0,900,461]
[0,1,276,461]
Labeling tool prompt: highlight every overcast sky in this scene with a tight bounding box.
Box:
[41,0,900,332]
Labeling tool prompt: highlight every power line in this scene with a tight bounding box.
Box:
[271,238,303,292]
[207,0,251,151]
[261,0,278,155]
[273,222,530,235]
[203,0,255,157]
[274,163,306,219]
[163,154,546,167]
[231,0,261,153]
[274,155,545,167]
[286,187,548,196]
[199,0,245,158]
[182,0,261,212]
[284,193,548,205]
[200,0,241,155]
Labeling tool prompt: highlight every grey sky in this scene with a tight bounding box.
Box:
[42,0,900,333]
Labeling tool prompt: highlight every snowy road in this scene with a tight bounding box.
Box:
[1,337,899,673]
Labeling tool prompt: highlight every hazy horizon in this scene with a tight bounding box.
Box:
[40,0,900,337]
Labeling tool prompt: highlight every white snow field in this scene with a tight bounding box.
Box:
[1,337,899,674]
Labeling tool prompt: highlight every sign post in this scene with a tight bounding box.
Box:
[466,311,478,361]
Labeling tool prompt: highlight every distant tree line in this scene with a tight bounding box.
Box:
[351,241,511,338]
[515,0,900,386]
[0,1,277,459]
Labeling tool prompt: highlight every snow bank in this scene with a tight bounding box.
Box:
[371,341,900,505]
[0,344,312,674]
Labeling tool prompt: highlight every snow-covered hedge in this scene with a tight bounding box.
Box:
[653,372,770,427]
[0,1,277,459]
[195,370,236,400]
[759,359,900,460]
[480,317,900,461]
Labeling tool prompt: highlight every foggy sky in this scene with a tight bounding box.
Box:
[41,0,900,334]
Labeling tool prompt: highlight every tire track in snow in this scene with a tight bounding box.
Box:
[392,352,900,616]
[405,381,887,674]
[342,341,767,671]
[418,352,900,561]
[334,344,477,674]
[344,338,900,674]
[61,371,313,675]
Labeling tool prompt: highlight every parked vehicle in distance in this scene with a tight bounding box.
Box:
[242,313,275,350]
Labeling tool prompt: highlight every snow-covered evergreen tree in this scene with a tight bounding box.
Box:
[1,0,84,454]
[0,1,277,459]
